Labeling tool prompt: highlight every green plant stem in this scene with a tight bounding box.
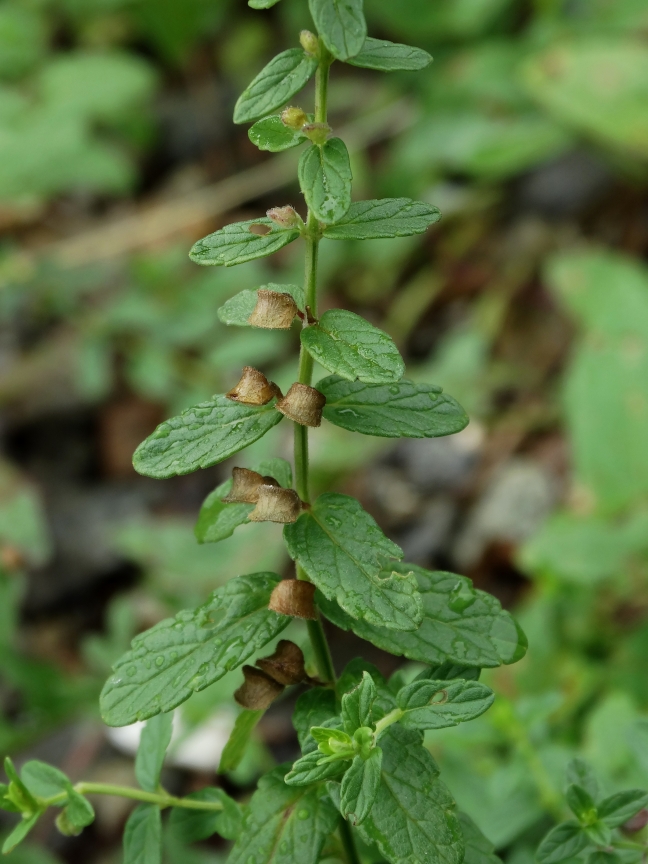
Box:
[44,783,223,812]
[292,47,362,864]
[373,708,403,739]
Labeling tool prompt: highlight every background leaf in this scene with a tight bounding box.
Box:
[123,804,161,864]
[135,712,173,792]
[219,710,264,772]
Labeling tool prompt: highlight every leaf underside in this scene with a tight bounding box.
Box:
[284,492,422,630]
[133,395,283,479]
[318,563,528,668]
[100,573,289,726]
[318,375,469,437]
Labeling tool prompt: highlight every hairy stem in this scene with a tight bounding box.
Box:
[44,783,223,812]
[292,45,362,864]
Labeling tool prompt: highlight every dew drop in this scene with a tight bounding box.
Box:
[297,809,310,820]
[388,385,400,395]
[127,666,137,677]
[155,656,164,667]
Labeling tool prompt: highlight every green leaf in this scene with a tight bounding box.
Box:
[284,493,422,630]
[341,672,377,733]
[249,115,311,152]
[62,791,95,831]
[234,49,318,124]
[285,748,348,787]
[318,564,527,668]
[355,725,464,864]
[340,749,382,826]
[584,821,611,846]
[302,312,404,384]
[299,139,352,225]
[135,712,173,793]
[537,821,590,864]
[339,659,398,720]
[319,376,468,438]
[347,37,432,71]
[2,814,40,854]
[416,662,482,683]
[228,765,339,864]
[132,396,283,479]
[100,573,289,726]
[293,689,339,751]
[459,811,503,864]
[566,784,597,822]
[249,0,283,8]
[195,457,293,544]
[190,218,300,267]
[218,283,304,327]
[395,678,494,730]
[0,784,20,813]
[219,710,264,773]
[310,727,354,757]
[169,788,242,843]
[4,759,38,814]
[123,804,161,864]
[309,0,367,61]
[322,198,441,240]
[20,761,70,799]
[598,790,648,828]
[566,759,599,802]
[587,854,621,864]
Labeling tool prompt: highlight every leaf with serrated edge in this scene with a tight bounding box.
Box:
[355,725,464,864]
[339,659,397,721]
[218,283,304,327]
[100,574,289,726]
[195,457,292,544]
[133,396,283,479]
[228,765,339,864]
[123,804,161,864]
[395,679,494,730]
[323,198,441,241]
[285,748,348,787]
[347,37,432,71]
[220,710,264,773]
[341,749,382,826]
[299,139,352,224]
[234,49,318,124]
[319,375,468,437]
[190,218,300,267]
[318,563,527,668]
[284,493,422,630]
[293,688,339,751]
[309,0,366,61]
[342,671,376,733]
[537,822,590,864]
[249,115,310,152]
[135,712,173,792]
[303,313,404,384]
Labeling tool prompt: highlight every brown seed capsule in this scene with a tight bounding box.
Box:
[276,382,326,427]
[234,665,284,710]
[256,640,307,686]
[267,205,301,230]
[302,122,332,146]
[226,366,282,406]
[248,485,301,523]
[269,579,317,620]
[248,290,299,330]
[300,29,319,57]
[281,106,308,130]
[222,467,279,504]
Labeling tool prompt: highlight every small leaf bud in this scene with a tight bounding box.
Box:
[223,467,278,504]
[300,30,320,57]
[234,665,284,710]
[269,579,317,620]
[281,106,308,130]
[248,289,300,330]
[226,366,282,406]
[256,640,307,686]
[276,382,326,427]
[267,205,302,230]
[56,810,82,837]
[248,485,302,523]
[302,123,332,146]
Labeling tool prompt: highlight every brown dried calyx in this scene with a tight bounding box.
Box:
[267,205,302,230]
[248,289,299,330]
[226,366,282,406]
[234,641,309,709]
[249,485,302,523]
[269,579,317,620]
[222,467,279,504]
[276,382,326,427]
